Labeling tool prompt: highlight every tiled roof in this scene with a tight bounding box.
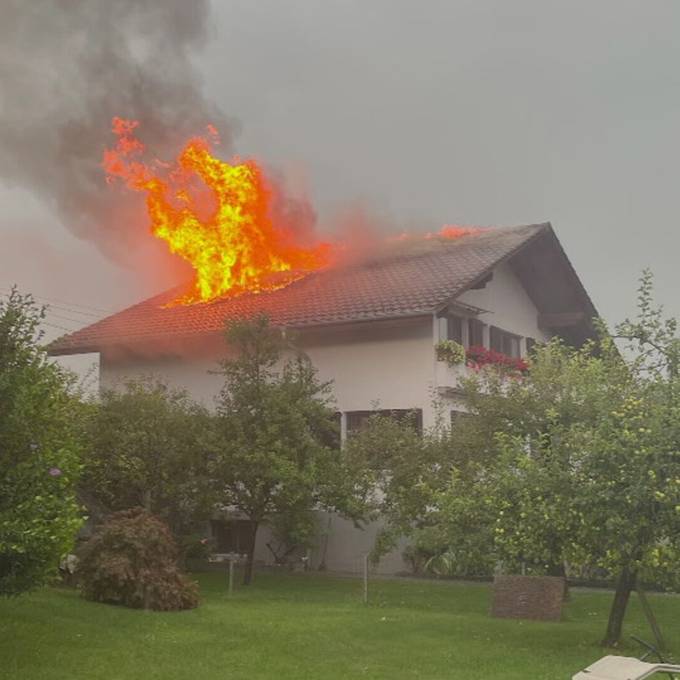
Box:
[48,223,549,355]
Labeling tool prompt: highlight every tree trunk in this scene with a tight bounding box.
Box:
[318,515,332,571]
[547,562,569,601]
[602,566,637,647]
[242,520,259,586]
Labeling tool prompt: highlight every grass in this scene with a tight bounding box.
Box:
[1,571,679,680]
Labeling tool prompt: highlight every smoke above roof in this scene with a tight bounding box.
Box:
[0,0,232,267]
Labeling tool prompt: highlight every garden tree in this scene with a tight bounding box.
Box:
[572,270,680,646]
[264,506,318,566]
[418,272,680,646]
[342,407,505,575]
[0,288,84,596]
[359,339,624,576]
[616,269,680,379]
[211,315,351,585]
[341,413,445,563]
[448,338,632,578]
[82,379,212,539]
[565,386,680,646]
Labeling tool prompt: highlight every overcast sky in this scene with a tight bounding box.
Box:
[1,0,678,352]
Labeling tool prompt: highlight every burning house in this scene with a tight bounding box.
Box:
[49,219,598,573]
[45,119,599,573]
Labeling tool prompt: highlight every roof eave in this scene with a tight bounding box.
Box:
[47,310,436,357]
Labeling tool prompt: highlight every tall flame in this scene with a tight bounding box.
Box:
[103,117,331,305]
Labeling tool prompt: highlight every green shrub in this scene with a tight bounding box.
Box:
[402,544,434,575]
[0,289,85,597]
[178,533,213,560]
[77,508,198,611]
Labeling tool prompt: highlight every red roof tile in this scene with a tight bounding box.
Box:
[48,223,548,355]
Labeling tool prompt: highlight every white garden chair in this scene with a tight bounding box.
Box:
[573,639,680,679]
[573,655,680,679]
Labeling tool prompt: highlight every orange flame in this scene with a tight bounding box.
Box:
[438,225,482,239]
[103,117,331,305]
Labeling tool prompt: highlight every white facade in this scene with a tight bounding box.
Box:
[100,261,551,574]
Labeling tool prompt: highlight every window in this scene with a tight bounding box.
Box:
[345,409,423,436]
[525,337,537,356]
[490,326,520,358]
[468,318,485,347]
[447,315,463,344]
[445,315,485,348]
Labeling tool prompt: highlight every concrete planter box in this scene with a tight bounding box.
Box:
[491,574,565,622]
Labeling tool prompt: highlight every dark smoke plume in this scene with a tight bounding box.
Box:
[0,0,233,268]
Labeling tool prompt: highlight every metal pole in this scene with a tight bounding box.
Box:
[228,559,234,597]
[363,553,369,605]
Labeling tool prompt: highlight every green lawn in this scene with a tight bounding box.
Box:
[1,572,678,680]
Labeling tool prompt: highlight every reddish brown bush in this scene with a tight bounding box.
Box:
[77,508,198,611]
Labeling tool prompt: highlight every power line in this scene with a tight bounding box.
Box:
[0,286,115,315]
[42,303,102,319]
[1,290,100,334]
[46,311,96,326]
[41,321,76,333]
[2,288,112,315]
[2,296,96,328]
[0,289,92,336]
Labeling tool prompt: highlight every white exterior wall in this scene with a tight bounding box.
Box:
[98,261,549,575]
[456,262,550,344]
[100,352,223,406]
[299,320,437,428]
[101,319,436,420]
[434,262,552,410]
[100,319,435,575]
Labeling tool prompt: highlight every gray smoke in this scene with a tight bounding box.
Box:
[0,0,234,265]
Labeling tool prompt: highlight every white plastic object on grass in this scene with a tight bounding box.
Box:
[572,654,680,679]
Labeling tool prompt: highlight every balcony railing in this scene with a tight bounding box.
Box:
[435,344,528,392]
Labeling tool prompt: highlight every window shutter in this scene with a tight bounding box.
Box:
[468,318,485,347]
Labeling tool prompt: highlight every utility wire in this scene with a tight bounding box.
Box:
[1,287,111,314]
[0,289,91,335]
[0,285,115,315]
[42,304,102,319]
[46,311,97,326]
[41,321,76,333]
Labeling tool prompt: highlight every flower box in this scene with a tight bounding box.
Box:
[466,345,528,373]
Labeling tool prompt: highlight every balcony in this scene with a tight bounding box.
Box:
[434,343,528,396]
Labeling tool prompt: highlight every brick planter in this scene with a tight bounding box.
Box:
[491,575,565,622]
